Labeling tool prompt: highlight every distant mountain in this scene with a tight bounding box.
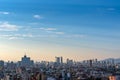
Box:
[115,58,120,64]
[102,58,120,64]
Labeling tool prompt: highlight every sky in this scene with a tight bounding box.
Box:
[0,0,120,62]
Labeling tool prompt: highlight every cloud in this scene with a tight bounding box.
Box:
[39,27,65,35]
[33,15,43,19]
[0,11,10,15]
[0,34,12,39]
[55,32,64,35]
[0,34,20,40]
[12,34,34,38]
[0,34,57,39]
[0,34,34,40]
[0,33,86,40]
[0,22,19,31]
[39,28,57,31]
[22,34,33,38]
[8,37,23,40]
[66,34,86,38]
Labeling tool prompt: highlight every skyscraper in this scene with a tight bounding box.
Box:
[19,55,34,67]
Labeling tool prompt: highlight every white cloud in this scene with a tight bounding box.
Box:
[0,11,10,15]
[39,28,57,31]
[0,34,34,40]
[0,34,12,37]
[0,22,19,31]
[12,34,34,38]
[0,33,86,40]
[29,22,39,25]
[8,37,23,40]
[66,34,86,38]
[33,15,43,19]
[45,28,56,31]
[39,27,65,35]
[55,32,64,35]
[21,34,33,38]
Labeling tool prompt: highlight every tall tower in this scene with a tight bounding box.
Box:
[90,60,93,67]
[55,57,61,64]
[21,55,34,67]
[61,57,63,64]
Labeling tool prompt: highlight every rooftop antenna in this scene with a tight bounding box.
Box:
[25,52,26,56]
[24,50,27,57]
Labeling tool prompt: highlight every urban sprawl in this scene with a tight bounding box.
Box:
[0,55,120,80]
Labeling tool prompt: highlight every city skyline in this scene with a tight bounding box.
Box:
[0,0,120,61]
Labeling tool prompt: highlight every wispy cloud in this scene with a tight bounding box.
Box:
[39,28,57,31]
[0,11,10,15]
[13,34,33,38]
[0,34,12,37]
[0,22,19,31]
[8,37,23,40]
[33,15,43,19]
[55,32,65,35]
[39,28,65,35]
[0,34,33,40]
[0,33,86,40]
[65,34,86,38]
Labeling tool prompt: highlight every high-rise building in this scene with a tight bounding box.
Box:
[0,60,4,67]
[67,58,73,65]
[0,60,4,70]
[19,55,34,67]
[6,61,16,70]
[61,57,63,64]
[89,60,93,67]
[55,57,61,64]
[55,56,63,65]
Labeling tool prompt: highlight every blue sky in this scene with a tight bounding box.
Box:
[0,0,120,61]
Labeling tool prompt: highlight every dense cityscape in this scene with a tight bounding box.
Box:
[0,55,119,80]
[0,0,120,80]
